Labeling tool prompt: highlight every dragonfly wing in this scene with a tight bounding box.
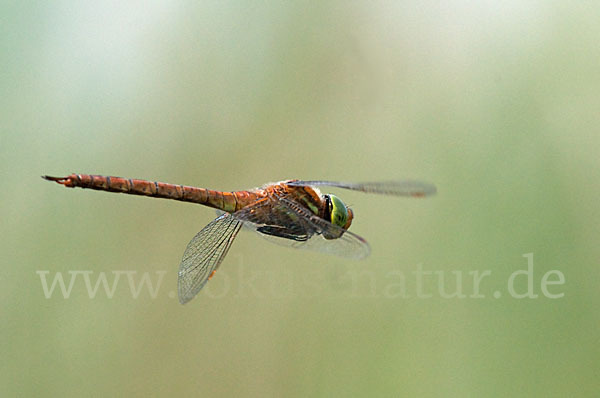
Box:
[231,197,370,259]
[287,180,437,197]
[178,213,242,304]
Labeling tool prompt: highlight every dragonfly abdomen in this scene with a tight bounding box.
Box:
[42,174,255,212]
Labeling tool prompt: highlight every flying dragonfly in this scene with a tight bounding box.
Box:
[43,174,436,303]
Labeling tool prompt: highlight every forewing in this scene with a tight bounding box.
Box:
[178,213,242,304]
[231,196,370,259]
[288,180,437,197]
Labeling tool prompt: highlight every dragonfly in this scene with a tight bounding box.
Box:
[43,174,436,303]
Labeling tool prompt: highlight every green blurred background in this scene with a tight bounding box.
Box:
[2,1,599,396]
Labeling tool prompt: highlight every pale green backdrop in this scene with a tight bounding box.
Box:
[2,1,598,397]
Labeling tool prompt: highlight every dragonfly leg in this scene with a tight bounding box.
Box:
[256,226,308,242]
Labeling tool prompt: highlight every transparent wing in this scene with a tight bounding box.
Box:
[287,180,437,197]
[231,196,370,259]
[178,213,242,304]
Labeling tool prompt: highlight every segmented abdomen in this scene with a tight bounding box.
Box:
[45,174,261,212]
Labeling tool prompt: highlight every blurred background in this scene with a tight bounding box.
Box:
[2,1,599,396]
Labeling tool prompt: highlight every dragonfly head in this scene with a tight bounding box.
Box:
[326,194,353,230]
[345,207,354,229]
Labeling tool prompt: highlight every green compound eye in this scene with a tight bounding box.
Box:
[328,194,349,228]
